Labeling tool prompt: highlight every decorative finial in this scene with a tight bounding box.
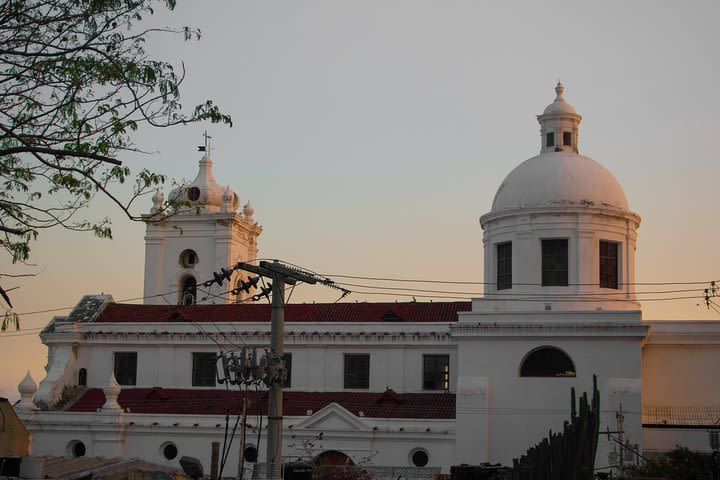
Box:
[197,130,212,156]
[150,189,164,214]
[221,186,233,213]
[243,201,254,220]
[555,81,565,100]
[17,371,38,410]
[103,373,122,411]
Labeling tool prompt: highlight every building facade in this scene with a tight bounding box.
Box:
[16,84,720,476]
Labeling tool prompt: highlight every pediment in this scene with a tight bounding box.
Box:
[293,403,369,431]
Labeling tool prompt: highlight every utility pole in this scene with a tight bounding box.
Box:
[238,399,248,480]
[267,272,285,480]
[616,403,625,478]
[236,260,337,480]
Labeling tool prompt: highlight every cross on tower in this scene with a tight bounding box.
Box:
[197,130,212,155]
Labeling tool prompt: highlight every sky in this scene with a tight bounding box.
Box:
[2,0,719,400]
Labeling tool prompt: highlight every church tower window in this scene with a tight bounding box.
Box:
[546,132,555,148]
[187,186,200,201]
[600,241,619,289]
[180,275,197,305]
[563,131,572,146]
[520,347,576,377]
[179,249,198,268]
[496,242,512,290]
[542,239,568,286]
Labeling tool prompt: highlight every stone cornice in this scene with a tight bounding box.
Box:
[450,322,648,338]
[643,320,720,345]
[480,204,641,227]
[42,327,455,346]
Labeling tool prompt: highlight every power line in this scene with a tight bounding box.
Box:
[323,273,718,287]
[333,280,706,297]
[346,289,704,303]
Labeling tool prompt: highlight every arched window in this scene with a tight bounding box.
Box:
[78,368,87,387]
[180,276,197,305]
[519,346,576,377]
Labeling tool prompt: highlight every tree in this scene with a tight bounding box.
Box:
[0,0,230,268]
[627,446,716,480]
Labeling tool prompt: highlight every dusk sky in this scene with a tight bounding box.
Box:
[2,1,719,400]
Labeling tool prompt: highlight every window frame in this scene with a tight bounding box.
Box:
[343,353,370,389]
[541,239,569,287]
[562,131,572,146]
[599,240,619,289]
[423,354,450,391]
[546,132,555,148]
[114,351,138,386]
[496,242,512,291]
[192,352,217,387]
[179,249,199,268]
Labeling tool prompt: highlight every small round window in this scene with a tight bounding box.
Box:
[187,187,200,201]
[180,249,198,268]
[411,449,429,467]
[244,445,258,463]
[67,440,86,457]
[162,442,178,460]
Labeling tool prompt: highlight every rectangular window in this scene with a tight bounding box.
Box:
[600,241,619,289]
[497,242,512,290]
[282,353,292,388]
[192,352,217,387]
[423,355,449,391]
[546,132,555,147]
[542,239,569,286]
[563,131,572,146]
[114,352,137,386]
[344,354,370,389]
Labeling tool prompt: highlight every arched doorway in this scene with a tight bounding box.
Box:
[314,450,354,466]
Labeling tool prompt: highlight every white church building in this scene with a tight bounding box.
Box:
[14,84,720,476]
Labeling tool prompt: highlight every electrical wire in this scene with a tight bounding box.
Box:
[322,273,719,287]
[346,289,704,303]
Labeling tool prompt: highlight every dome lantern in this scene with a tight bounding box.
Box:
[537,82,582,154]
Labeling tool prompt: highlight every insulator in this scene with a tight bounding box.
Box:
[213,267,233,286]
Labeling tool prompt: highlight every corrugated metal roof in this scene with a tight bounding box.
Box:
[94,302,470,324]
[643,406,720,428]
[25,456,186,479]
[67,388,455,419]
[38,456,123,478]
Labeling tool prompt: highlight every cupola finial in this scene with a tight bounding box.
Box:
[197,130,212,156]
[555,81,565,100]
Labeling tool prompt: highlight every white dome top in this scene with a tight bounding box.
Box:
[541,82,577,116]
[168,154,240,213]
[490,83,629,214]
[491,151,629,212]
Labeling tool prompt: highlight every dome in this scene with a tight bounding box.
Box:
[491,151,629,212]
[489,83,629,214]
[168,154,240,213]
[541,82,577,116]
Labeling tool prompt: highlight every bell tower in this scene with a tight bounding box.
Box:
[142,135,262,305]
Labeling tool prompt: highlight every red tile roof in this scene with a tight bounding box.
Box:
[95,302,471,324]
[66,388,455,419]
